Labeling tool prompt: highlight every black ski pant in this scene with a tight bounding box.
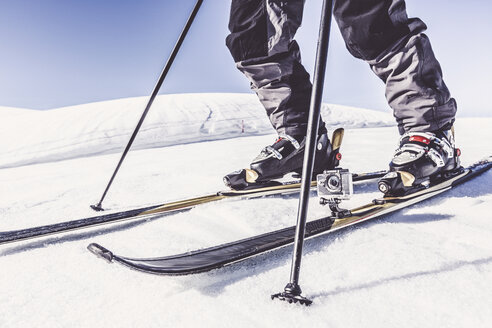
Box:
[226,0,457,136]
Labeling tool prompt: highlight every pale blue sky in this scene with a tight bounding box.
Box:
[0,0,490,116]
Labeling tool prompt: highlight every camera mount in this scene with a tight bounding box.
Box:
[317,168,353,219]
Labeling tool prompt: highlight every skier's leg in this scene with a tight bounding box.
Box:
[225,0,326,137]
[333,0,459,193]
[224,0,338,189]
[333,0,457,135]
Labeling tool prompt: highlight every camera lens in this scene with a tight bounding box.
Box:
[326,175,340,191]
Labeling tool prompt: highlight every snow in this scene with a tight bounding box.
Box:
[0,93,395,169]
[0,93,491,328]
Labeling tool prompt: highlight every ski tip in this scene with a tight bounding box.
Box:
[90,204,105,212]
[87,243,114,263]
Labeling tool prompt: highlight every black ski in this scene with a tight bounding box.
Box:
[0,170,385,245]
[87,158,491,275]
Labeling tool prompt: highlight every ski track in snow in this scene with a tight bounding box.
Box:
[0,94,491,328]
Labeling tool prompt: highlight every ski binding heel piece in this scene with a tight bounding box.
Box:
[317,168,353,219]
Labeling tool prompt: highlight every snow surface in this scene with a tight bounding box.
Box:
[0,93,491,328]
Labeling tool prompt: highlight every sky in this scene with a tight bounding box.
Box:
[0,0,490,117]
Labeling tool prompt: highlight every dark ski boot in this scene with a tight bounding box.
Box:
[224,128,344,190]
[378,128,461,196]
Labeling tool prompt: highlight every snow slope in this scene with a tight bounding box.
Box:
[0,94,491,328]
[0,93,394,168]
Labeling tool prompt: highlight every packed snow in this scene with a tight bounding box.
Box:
[0,93,491,328]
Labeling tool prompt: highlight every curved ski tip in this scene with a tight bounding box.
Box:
[87,243,114,263]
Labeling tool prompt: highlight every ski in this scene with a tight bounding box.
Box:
[87,158,491,275]
[0,170,385,246]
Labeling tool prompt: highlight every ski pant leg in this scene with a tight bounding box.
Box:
[333,0,457,134]
[226,0,326,137]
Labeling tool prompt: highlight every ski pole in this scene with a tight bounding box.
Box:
[271,0,334,305]
[91,0,204,211]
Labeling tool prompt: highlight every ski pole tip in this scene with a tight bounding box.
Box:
[271,282,313,306]
[90,203,105,212]
[271,292,313,306]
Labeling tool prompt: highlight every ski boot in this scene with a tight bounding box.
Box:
[223,128,344,190]
[378,128,461,196]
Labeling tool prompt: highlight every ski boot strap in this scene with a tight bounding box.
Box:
[257,134,301,162]
[278,134,301,150]
[394,131,454,167]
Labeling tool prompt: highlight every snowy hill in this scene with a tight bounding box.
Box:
[0,94,491,328]
[0,105,37,117]
[0,93,394,168]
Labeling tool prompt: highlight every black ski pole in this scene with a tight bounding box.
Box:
[271,0,334,306]
[91,0,204,211]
